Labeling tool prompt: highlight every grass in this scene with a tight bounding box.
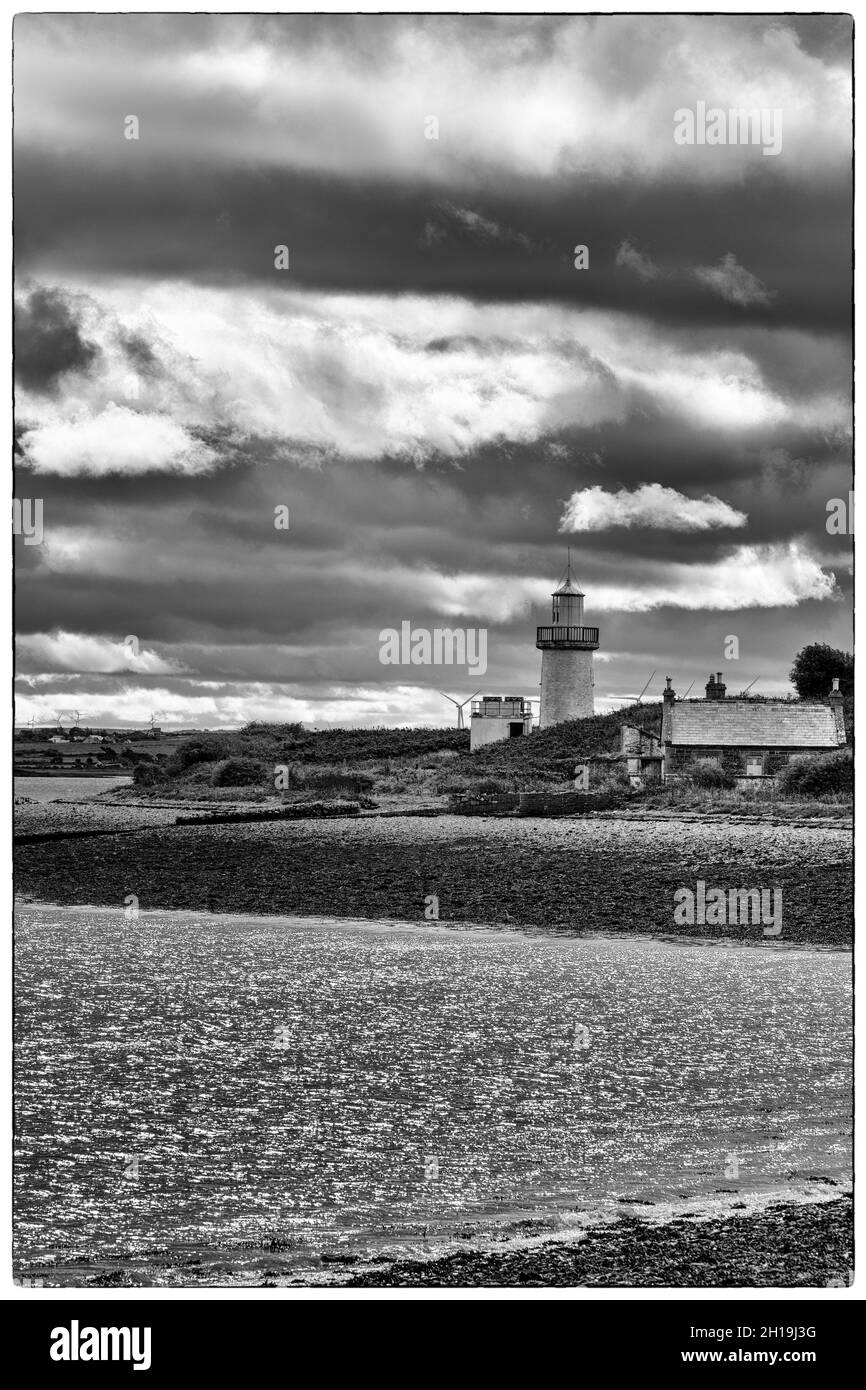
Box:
[116,700,851,818]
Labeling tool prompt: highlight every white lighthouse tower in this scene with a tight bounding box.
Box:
[536,552,599,726]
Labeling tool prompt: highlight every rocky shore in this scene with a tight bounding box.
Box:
[345,1195,853,1288]
[15,811,853,946]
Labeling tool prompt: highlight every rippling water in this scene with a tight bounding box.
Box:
[14,906,851,1285]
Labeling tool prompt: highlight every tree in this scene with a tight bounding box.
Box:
[133,762,165,787]
[790,643,853,699]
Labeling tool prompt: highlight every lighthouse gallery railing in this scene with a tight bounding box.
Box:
[535,625,599,647]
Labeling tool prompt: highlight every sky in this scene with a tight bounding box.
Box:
[13,13,853,729]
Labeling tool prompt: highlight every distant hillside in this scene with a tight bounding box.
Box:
[238,724,469,763]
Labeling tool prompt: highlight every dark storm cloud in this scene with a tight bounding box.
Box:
[12,12,852,725]
[14,155,851,336]
[14,286,100,391]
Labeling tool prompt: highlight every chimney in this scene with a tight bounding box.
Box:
[828,676,846,742]
[661,676,676,743]
[705,672,726,700]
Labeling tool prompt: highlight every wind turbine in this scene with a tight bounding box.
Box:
[635,671,656,704]
[740,676,760,696]
[439,691,482,730]
[682,679,697,698]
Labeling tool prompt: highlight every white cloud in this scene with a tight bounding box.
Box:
[14,281,851,471]
[560,484,748,533]
[16,15,852,186]
[422,202,534,250]
[20,404,218,477]
[693,253,773,307]
[16,630,187,675]
[615,241,662,281]
[591,542,839,612]
[13,681,465,731]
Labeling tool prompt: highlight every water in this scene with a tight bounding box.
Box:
[15,775,132,803]
[14,906,851,1285]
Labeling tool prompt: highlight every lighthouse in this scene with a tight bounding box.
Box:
[536,553,599,726]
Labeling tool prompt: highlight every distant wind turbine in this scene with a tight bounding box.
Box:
[439,691,482,730]
[635,671,656,704]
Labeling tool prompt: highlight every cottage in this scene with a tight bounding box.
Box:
[661,674,846,787]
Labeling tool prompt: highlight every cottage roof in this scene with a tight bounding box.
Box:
[668,700,843,749]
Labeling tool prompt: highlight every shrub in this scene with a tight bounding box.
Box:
[211,757,266,788]
[302,770,375,793]
[778,748,853,797]
[589,762,632,794]
[241,720,306,739]
[689,765,736,791]
[132,762,165,787]
[166,738,230,775]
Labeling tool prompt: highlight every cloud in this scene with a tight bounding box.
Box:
[13,282,850,471]
[421,202,534,251]
[615,241,662,281]
[14,15,852,187]
[33,522,838,620]
[560,484,748,532]
[616,242,775,310]
[15,285,101,391]
[591,542,838,612]
[693,253,774,307]
[20,403,219,476]
[16,630,187,674]
[13,680,474,730]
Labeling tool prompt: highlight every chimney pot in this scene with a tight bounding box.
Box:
[832,677,840,692]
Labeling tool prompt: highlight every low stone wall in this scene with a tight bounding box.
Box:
[452,793,521,816]
[175,801,360,825]
[453,790,620,816]
[518,791,617,815]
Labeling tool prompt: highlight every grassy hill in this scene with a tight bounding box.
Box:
[123,703,661,802]
[456,703,663,779]
[123,694,850,807]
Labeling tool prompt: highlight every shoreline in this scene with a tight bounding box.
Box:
[15,814,852,947]
[14,900,853,954]
[342,1194,854,1290]
[18,1188,852,1289]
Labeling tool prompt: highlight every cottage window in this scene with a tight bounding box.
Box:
[746,756,764,778]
